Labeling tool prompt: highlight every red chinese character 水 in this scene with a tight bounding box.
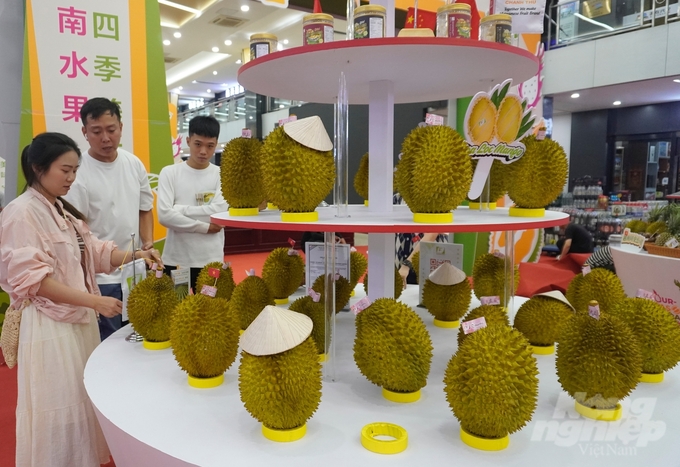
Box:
[60,51,88,78]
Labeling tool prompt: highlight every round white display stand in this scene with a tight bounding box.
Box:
[85,286,680,467]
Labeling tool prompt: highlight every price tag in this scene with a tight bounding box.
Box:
[279,115,297,126]
[480,296,501,306]
[222,262,231,270]
[425,113,444,126]
[462,317,487,334]
[588,303,600,320]
[492,250,505,258]
[536,127,546,140]
[308,288,321,302]
[155,269,163,278]
[350,297,373,315]
[208,268,220,278]
[246,268,256,276]
[200,285,217,297]
[287,249,299,256]
[241,129,252,138]
[636,289,655,300]
[582,265,591,275]
[665,237,679,248]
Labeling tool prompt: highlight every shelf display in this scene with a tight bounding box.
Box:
[230,274,275,331]
[249,33,278,60]
[170,294,239,388]
[354,298,433,403]
[353,4,386,39]
[457,304,509,346]
[126,271,178,350]
[471,253,519,305]
[512,291,574,355]
[444,325,538,450]
[195,262,235,300]
[262,247,305,305]
[239,306,321,442]
[421,262,472,328]
[302,13,334,46]
[220,137,265,216]
[353,152,369,205]
[288,296,328,359]
[363,267,404,300]
[565,268,625,314]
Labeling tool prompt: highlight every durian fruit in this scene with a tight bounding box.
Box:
[362,267,403,300]
[507,135,568,210]
[422,263,471,326]
[262,248,305,303]
[626,219,647,234]
[220,137,265,210]
[458,304,510,347]
[645,220,667,236]
[353,152,369,203]
[472,253,519,305]
[411,251,421,284]
[565,268,625,314]
[468,159,508,205]
[611,297,680,379]
[239,306,321,437]
[556,309,641,414]
[349,250,368,291]
[513,293,574,353]
[354,298,433,399]
[195,262,235,300]
[444,325,538,446]
[312,273,353,312]
[289,296,328,355]
[260,118,334,214]
[127,273,178,346]
[394,125,472,215]
[230,275,275,330]
[170,294,239,384]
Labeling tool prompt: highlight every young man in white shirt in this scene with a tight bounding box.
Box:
[158,116,229,291]
[64,97,155,340]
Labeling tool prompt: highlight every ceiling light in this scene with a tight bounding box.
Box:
[160,21,180,29]
[613,100,622,106]
[283,39,289,45]
[163,39,171,46]
[224,39,232,46]
[213,70,218,75]
[279,104,285,109]
[207,89,212,93]
[249,116,254,119]
[236,59,242,64]
[571,93,580,98]
[173,32,182,38]
[277,43,283,51]
[192,80,197,83]
[241,5,250,12]
[158,0,200,15]
[212,46,219,52]
[178,86,183,90]
[674,79,680,83]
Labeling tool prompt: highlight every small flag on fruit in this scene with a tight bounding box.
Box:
[208,268,220,278]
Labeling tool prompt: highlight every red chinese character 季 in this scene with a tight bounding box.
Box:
[62,95,88,122]
[60,51,88,78]
[58,6,86,36]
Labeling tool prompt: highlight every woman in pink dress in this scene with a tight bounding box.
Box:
[0,132,162,467]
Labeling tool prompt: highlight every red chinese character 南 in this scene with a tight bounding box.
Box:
[58,6,86,36]
[62,95,88,122]
[60,51,88,78]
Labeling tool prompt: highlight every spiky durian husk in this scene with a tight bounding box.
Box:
[457,304,510,347]
[289,296,328,354]
[411,251,420,284]
[507,136,568,209]
[472,253,519,304]
[195,262,235,300]
[170,294,239,378]
[565,268,625,314]
[611,298,680,374]
[261,248,304,299]
[645,220,667,236]
[513,296,573,346]
[422,279,472,322]
[469,159,508,203]
[312,273,353,312]
[220,137,265,208]
[239,337,322,430]
[349,251,368,290]
[127,274,178,342]
[395,125,472,213]
[230,275,275,330]
[261,126,334,213]
[353,152,369,201]
[626,219,647,234]
[444,325,538,439]
[556,312,641,409]
[655,232,673,246]
[354,298,433,393]
[362,267,403,300]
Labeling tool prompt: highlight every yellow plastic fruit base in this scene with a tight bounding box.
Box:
[274,297,289,305]
[142,339,171,350]
[529,343,554,355]
[434,318,459,328]
[229,207,259,216]
[350,290,356,297]
[361,423,408,454]
[509,207,545,218]
[364,200,369,206]
[188,373,224,389]
[318,353,327,363]
[468,202,497,210]
[262,423,306,442]
[413,212,453,224]
[267,203,278,210]
[575,401,622,421]
[281,211,318,222]
[640,372,664,383]
[382,387,421,403]
[460,428,509,451]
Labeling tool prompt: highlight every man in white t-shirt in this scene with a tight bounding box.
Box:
[64,97,154,340]
[157,116,229,291]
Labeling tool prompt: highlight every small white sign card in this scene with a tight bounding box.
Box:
[418,241,464,306]
[305,242,351,298]
[171,268,190,300]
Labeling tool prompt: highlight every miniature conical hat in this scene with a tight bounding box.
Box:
[428,262,467,286]
[240,305,313,356]
[283,116,333,152]
[536,290,575,311]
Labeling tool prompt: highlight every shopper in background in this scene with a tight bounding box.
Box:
[0,133,161,467]
[557,222,594,259]
[64,97,155,341]
[157,116,229,292]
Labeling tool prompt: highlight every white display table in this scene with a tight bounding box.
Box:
[84,286,680,467]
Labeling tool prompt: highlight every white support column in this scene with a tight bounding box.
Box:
[368,233,395,300]
[373,0,395,37]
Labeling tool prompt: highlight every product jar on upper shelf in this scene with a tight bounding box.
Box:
[480,14,513,45]
[303,13,334,45]
[250,33,278,59]
[353,4,386,39]
[436,3,472,39]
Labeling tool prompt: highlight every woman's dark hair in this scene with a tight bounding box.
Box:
[21,132,86,221]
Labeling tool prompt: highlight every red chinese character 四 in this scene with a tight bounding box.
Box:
[58,6,86,36]
[60,51,88,78]
[62,95,88,122]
